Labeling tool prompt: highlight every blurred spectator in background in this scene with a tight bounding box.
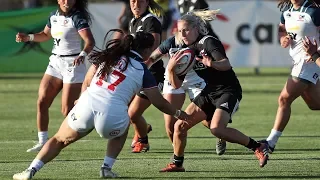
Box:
[114,0,133,39]
[23,0,40,8]
[152,0,178,41]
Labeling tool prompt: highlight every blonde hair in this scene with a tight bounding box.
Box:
[148,0,164,17]
[175,9,220,45]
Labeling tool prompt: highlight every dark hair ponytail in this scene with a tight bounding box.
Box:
[89,29,133,76]
[89,29,155,77]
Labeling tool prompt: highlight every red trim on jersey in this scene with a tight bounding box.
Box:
[157,48,164,55]
[78,27,89,32]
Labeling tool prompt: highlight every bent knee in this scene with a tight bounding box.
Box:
[278,94,294,107]
[37,97,51,111]
[174,120,188,134]
[53,135,73,147]
[128,109,143,122]
[210,127,224,138]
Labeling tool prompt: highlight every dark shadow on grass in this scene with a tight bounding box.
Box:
[243,89,281,94]
[12,175,320,180]
[0,90,37,93]
[146,135,320,139]
[107,175,320,179]
[0,76,42,80]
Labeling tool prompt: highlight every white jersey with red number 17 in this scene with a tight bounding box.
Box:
[86,51,158,113]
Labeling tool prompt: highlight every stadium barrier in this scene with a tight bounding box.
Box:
[89,1,292,68]
[0,1,292,73]
[0,7,56,73]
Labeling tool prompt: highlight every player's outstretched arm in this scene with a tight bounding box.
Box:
[16,25,52,43]
[144,87,189,121]
[81,64,97,93]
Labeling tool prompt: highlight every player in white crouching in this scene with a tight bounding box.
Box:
[15,0,95,152]
[12,30,189,180]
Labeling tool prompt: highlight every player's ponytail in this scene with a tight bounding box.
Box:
[89,29,154,76]
[89,29,134,76]
[148,0,164,17]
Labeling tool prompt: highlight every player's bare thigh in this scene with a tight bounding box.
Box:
[175,103,206,132]
[38,74,63,106]
[279,77,309,104]
[128,95,151,121]
[301,80,320,110]
[61,83,82,116]
[54,118,92,146]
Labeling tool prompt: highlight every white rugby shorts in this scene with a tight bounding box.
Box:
[163,68,206,100]
[67,91,130,139]
[45,54,87,83]
[163,80,206,100]
[291,54,320,84]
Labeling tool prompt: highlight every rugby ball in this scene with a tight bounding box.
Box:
[174,48,196,76]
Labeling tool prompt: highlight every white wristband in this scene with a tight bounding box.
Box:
[174,109,181,118]
[79,51,87,57]
[28,34,34,41]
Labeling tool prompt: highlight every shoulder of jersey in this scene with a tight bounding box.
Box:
[141,13,161,23]
[198,35,218,44]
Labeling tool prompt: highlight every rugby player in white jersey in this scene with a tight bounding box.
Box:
[15,0,95,152]
[261,0,320,153]
[12,30,189,180]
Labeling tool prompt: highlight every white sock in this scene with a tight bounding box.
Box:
[28,159,44,171]
[102,156,116,169]
[38,131,48,144]
[266,129,282,148]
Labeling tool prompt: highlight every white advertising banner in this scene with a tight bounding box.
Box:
[89,1,293,67]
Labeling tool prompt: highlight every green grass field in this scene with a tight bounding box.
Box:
[0,69,320,180]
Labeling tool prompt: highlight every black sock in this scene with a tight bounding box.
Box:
[173,154,184,167]
[138,136,148,144]
[245,137,260,151]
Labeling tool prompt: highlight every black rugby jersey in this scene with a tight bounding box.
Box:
[129,10,162,36]
[129,10,164,74]
[189,35,242,94]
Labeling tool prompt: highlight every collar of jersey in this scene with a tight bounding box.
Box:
[186,35,204,47]
[57,7,77,17]
[134,10,150,20]
[129,50,143,61]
